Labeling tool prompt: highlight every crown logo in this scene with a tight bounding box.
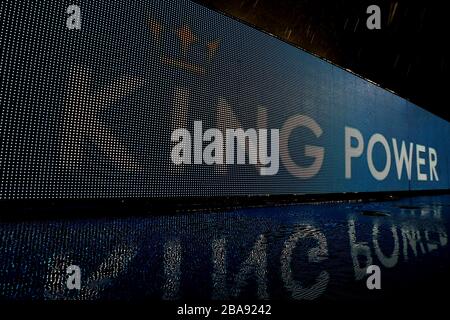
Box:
[148,19,220,75]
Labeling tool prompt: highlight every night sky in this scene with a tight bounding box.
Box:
[196,0,450,121]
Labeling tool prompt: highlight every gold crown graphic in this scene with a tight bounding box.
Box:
[148,19,220,75]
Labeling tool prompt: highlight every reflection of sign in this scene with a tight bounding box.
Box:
[349,206,448,281]
[1,202,447,300]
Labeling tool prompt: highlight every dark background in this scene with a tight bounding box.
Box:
[196,0,449,121]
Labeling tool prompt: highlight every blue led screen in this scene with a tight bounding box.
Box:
[1,0,449,199]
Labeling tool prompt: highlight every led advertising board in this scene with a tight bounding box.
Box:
[1,0,449,199]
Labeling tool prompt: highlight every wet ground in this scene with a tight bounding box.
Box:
[1,194,449,302]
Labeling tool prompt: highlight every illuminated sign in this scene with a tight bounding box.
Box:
[0,0,449,199]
